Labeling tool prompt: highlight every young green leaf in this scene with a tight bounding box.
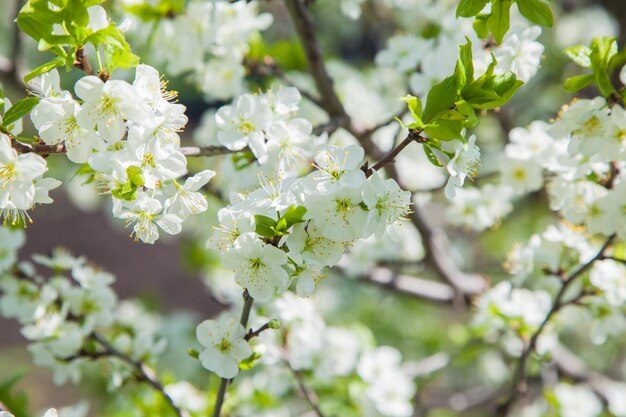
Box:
[457,0,490,17]
[422,75,461,123]
[487,0,512,44]
[254,215,278,238]
[23,56,66,83]
[126,166,145,188]
[516,0,554,27]
[422,144,443,167]
[564,74,595,93]
[401,95,423,123]
[2,97,39,129]
[281,205,307,229]
[564,45,592,68]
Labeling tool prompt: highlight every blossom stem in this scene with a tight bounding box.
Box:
[363,128,426,177]
[495,235,615,417]
[212,290,254,417]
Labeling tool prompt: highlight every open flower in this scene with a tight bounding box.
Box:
[221,233,289,300]
[196,314,252,379]
[444,135,481,199]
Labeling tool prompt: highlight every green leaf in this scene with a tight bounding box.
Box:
[0,371,33,417]
[564,74,595,93]
[457,0,489,17]
[281,205,307,229]
[456,100,479,128]
[239,352,262,370]
[515,0,553,27]
[126,165,145,188]
[88,24,140,72]
[423,120,463,141]
[254,215,278,238]
[2,97,39,129]
[564,45,592,68]
[422,144,443,167]
[111,181,137,201]
[422,75,461,123]
[401,95,422,123]
[473,15,489,39]
[459,39,475,83]
[487,0,512,44]
[23,56,66,83]
[590,37,618,97]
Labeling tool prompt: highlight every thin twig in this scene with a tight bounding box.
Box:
[89,332,188,417]
[363,128,426,177]
[496,235,615,417]
[212,290,254,417]
[289,366,326,417]
[8,137,241,158]
[245,321,273,341]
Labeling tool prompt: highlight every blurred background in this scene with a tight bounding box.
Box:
[1,0,626,415]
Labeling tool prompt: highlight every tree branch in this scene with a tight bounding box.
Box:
[282,0,487,301]
[89,332,189,417]
[8,137,241,158]
[496,235,615,416]
[212,290,254,417]
[359,267,456,303]
[284,0,347,120]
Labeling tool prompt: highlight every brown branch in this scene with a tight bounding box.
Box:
[496,235,615,417]
[73,47,93,76]
[284,0,347,120]
[245,321,273,341]
[9,137,241,158]
[359,267,456,303]
[363,128,426,177]
[88,332,189,417]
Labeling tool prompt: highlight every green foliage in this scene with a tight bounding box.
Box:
[254,206,307,238]
[563,37,624,97]
[1,97,39,131]
[123,0,185,21]
[248,34,308,72]
[0,371,34,417]
[457,0,553,43]
[404,39,522,166]
[487,0,512,44]
[111,166,145,201]
[17,0,139,79]
[516,0,554,27]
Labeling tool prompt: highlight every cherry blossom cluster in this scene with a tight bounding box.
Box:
[214,86,323,174]
[0,97,60,225]
[30,66,215,243]
[206,143,411,301]
[195,293,417,417]
[120,0,272,100]
[0,247,166,390]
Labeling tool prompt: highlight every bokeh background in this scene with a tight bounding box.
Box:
[1,0,626,414]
